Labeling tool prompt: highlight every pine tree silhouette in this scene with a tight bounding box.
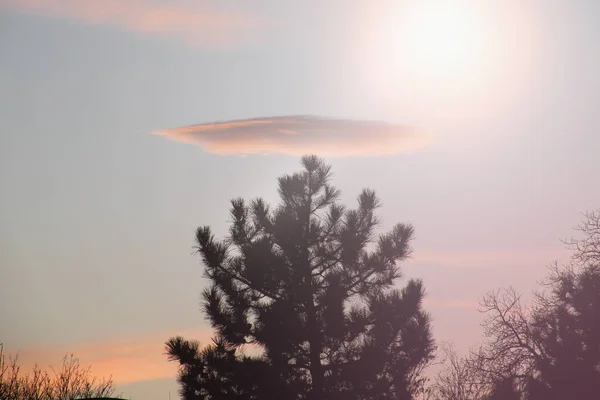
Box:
[166,155,435,399]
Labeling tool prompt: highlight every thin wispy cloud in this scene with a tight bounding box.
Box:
[0,0,263,47]
[410,247,569,269]
[154,115,430,157]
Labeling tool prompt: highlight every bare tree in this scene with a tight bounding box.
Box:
[469,287,547,392]
[562,208,600,265]
[0,343,119,400]
[427,343,489,400]
[431,209,600,400]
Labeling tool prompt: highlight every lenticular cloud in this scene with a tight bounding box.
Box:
[153,115,430,156]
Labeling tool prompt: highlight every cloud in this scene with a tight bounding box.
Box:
[10,328,214,385]
[409,247,569,269]
[0,0,263,47]
[154,115,430,156]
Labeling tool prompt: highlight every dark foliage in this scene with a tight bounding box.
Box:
[484,378,520,400]
[524,262,600,400]
[166,155,435,399]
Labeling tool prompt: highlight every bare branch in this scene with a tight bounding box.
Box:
[0,345,117,400]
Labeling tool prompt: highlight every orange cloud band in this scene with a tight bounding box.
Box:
[154,115,431,156]
[0,0,262,47]
[9,328,213,385]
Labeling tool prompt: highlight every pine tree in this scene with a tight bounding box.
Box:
[166,155,435,399]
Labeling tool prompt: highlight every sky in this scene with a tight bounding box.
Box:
[1,0,599,398]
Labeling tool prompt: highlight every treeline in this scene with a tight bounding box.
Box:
[165,155,600,400]
[3,156,597,400]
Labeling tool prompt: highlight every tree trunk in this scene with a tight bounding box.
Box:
[307,299,324,400]
[303,187,324,399]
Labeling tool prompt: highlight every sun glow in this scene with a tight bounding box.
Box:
[360,0,542,122]
[409,5,485,75]
[382,1,488,79]
[360,1,542,147]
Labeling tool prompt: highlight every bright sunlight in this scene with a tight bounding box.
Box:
[360,0,541,122]
[382,1,488,79]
